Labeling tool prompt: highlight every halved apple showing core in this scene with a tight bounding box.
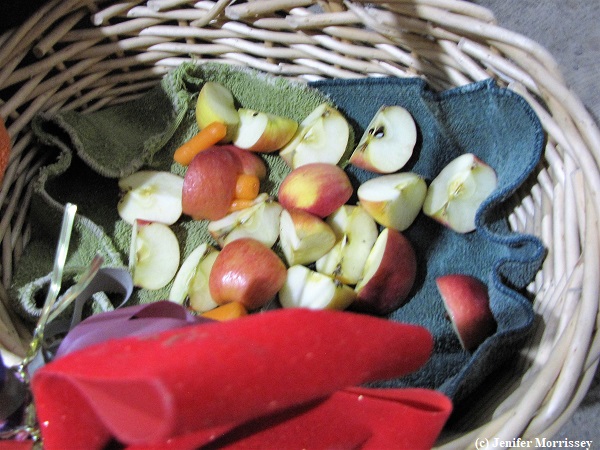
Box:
[436,274,497,352]
[279,103,350,168]
[357,172,427,231]
[233,108,298,152]
[349,105,417,174]
[117,171,184,225]
[422,153,497,233]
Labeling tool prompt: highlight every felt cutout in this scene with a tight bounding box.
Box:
[31,308,435,448]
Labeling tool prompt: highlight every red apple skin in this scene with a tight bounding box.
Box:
[182,147,242,221]
[352,229,417,315]
[223,145,268,180]
[209,238,287,310]
[277,163,353,218]
[436,274,497,352]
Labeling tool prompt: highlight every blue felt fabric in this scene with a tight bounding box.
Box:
[309,77,546,402]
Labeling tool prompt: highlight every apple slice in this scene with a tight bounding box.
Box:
[357,172,427,231]
[315,205,379,285]
[208,194,283,248]
[209,238,287,310]
[233,108,298,152]
[278,163,353,218]
[436,274,497,352]
[117,171,184,225]
[196,81,239,142]
[169,242,210,305]
[279,208,337,266]
[422,153,498,233]
[279,265,357,310]
[169,243,220,313]
[130,221,180,290]
[349,105,417,173]
[279,103,350,168]
[188,248,220,313]
[353,228,417,315]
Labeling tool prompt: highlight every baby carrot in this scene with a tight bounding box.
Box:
[234,173,260,200]
[201,302,248,321]
[173,121,227,165]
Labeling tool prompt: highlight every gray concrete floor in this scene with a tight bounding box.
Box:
[473,0,600,442]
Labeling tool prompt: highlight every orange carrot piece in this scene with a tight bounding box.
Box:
[201,302,248,321]
[234,173,260,200]
[173,121,227,166]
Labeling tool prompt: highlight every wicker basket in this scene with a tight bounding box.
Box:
[0,0,598,447]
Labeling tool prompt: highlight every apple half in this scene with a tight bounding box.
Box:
[349,105,417,174]
[357,172,427,231]
[196,81,239,142]
[422,153,498,233]
[208,194,283,248]
[130,221,180,291]
[117,170,184,225]
[315,205,379,285]
[233,108,298,152]
[279,103,350,168]
[279,208,337,266]
[279,265,357,310]
[352,228,417,315]
[436,274,497,352]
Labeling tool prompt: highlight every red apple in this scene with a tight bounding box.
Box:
[352,228,417,315]
[209,238,287,310]
[435,274,497,352]
[224,145,268,180]
[182,146,267,221]
[278,163,353,218]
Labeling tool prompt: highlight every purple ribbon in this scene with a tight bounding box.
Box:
[55,300,213,358]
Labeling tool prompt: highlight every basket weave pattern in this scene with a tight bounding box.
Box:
[0,0,599,446]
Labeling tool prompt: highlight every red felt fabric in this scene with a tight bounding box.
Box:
[126,387,452,450]
[31,308,438,448]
